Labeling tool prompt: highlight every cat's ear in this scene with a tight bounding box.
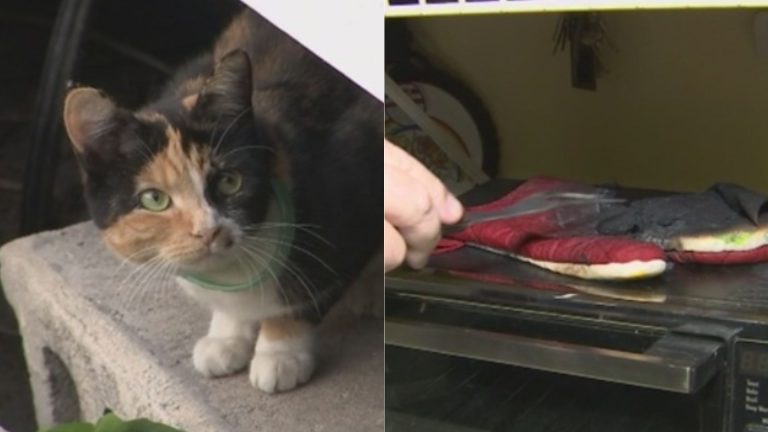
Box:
[196,50,252,117]
[63,87,119,155]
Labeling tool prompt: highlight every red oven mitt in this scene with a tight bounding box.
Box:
[667,246,768,265]
[436,177,667,280]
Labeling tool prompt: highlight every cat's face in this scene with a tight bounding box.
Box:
[64,52,276,270]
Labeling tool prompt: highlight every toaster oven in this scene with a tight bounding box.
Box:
[385,182,768,432]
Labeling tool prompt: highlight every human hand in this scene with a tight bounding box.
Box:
[384,140,464,272]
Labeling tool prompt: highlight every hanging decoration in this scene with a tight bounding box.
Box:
[553,13,615,91]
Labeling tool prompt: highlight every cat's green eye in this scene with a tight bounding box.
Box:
[217,171,243,196]
[139,189,171,212]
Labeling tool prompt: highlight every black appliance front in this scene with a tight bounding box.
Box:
[385,245,768,432]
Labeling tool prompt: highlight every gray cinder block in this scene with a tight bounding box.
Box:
[0,222,383,431]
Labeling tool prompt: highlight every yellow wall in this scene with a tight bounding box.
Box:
[407,10,768,192]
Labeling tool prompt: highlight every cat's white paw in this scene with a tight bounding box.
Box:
[193,336,253,377]
[249,337,314,393]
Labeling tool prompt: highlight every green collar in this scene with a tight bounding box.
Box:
[179,180,294,292]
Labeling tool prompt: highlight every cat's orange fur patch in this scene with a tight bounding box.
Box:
[181,94,199,111]
[103,212,173,261]
[260,317,312,342]
[103,116,215,263]
[135,111,166,123]
[136,124,211,190]
[188,142,211,173]
[181,76,206,94]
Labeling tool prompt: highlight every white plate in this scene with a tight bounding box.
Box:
[386,82,487,195]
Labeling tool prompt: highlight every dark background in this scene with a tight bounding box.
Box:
[0,1,241,430]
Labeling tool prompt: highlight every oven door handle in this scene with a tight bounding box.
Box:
[386,317,723,394]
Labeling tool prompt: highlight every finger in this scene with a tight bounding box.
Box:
[440,191,464,225]
[402,223,440,269]
[384,163,442,268]
[399,195,442,270]
[384,162,437,228]
[384,164,441,269]
[385,141,464,224]
[384,220,406,272]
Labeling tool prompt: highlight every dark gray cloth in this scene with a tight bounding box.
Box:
[597,184,768,248]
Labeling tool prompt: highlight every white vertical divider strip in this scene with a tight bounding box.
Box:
[385,74,489,184]
[242,0,384,102]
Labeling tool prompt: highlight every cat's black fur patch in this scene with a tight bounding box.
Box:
[77,112,171,228]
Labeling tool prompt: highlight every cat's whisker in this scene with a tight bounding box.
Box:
[273,254,322,317]
[122,257,163,308]
[148,261,178,307]
[234,247,267,306]
[212,107,252,157]
[234,250,261,288]
[239,244,284,296]
[241,241,321,316]
[246,222,321,228]
[237,246,271,305]
[131,256,170,305]
[217,145,274,162]
[140,258,172,299]
[243,223,334,247]
[140,255,182,308]
[208,112,226,146]
[119,244,186,309]
[130,263,162,309]
[144,264,168,307]
[239,244,291,307]
[256,231,334,254]
[244,234,338,276]
[277,257,322,316]
[110,245,158,283]
[134,141,155,166]
[244,222,333,246]
[118,254,162,296]
[243,222,323,231]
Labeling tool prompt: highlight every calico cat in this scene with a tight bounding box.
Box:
[62,9,382,393]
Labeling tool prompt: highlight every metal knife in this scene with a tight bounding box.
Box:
[443,190,625,235]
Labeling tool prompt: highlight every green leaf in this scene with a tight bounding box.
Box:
[94,413,183,432]
[38,423,95,432]
[94,413,124,431]
[116,418,183,432]
[38,413,182,432]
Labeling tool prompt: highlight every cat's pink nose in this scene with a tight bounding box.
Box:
[195,227,235,253]
[205,227,223,245]
[193,227,222,245]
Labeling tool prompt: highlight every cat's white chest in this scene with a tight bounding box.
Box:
[176,275,291,320]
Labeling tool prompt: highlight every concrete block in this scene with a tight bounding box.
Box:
[0,222,383,431]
